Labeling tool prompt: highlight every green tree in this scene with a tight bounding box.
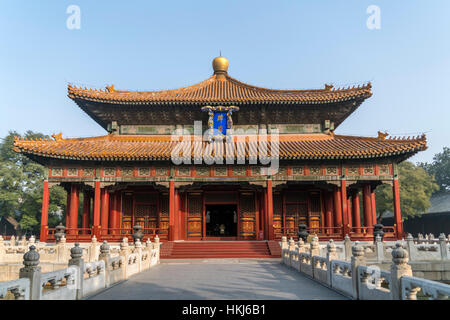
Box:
[375,161,439,221]
[419,147,450,193]
[0,131,67,235]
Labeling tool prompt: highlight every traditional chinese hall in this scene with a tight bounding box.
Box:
[14,56,427,247]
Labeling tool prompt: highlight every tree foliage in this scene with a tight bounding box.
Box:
[0,131,67,235]
[419,147,450,193]
[376,161,439,220]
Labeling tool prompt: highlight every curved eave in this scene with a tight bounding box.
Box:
[15,147,425,163]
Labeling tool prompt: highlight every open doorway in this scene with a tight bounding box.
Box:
[205,205,238,237]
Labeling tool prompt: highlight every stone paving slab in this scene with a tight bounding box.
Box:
[88,259,347,300]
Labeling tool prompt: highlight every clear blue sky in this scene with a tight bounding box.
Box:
[1,1,449,163]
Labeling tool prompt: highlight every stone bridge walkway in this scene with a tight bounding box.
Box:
[87,259,347,300]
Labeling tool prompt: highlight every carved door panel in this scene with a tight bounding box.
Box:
[121,193,133,233]
[273,193,283,239]
[187,194,203,238]
[159,194,169,237]
[308,192,322,230]
[135,204,157,230]
[239,193,256,239]
[285,203,308,238]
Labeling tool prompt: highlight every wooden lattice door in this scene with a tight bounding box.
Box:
[308,192,322,230]
[121,193,133,233]
[285,192,308,237]
[159,194,169,238]
[187,193,202,238]
[134,204,157,230]
[239,193,256,239]
[273,193,283,239]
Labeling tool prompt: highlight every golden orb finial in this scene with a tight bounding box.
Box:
[212,56,229,75]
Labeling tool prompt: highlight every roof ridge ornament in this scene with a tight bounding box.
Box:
[212,56,229,77]
[106,84,115,93]
[377,131,389,141]
[51,133,64,142]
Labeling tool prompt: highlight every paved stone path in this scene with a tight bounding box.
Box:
[88,259,347,300]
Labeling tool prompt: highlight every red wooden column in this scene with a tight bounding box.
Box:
[325,191,334,234]
[172,188,180,241]
[40,180,50,242]
[393,179,403,239]
[341,180,350,236]
[168,180,175,241]
[81,191,91,233]
[347,197,352,228]
[371,190,377,225]
[333,186,343,231]
[109,192,118,235]
[352,190,361,233]
[267,179,274,240]
[69,184,79,235]
[100,188,109,235]
[363,184,373,233]
[93,181,101,238]
[65,190,71,228]
[261,191,267,239]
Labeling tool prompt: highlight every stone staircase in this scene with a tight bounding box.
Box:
[160,241,281,259]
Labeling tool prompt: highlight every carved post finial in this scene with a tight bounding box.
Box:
[70,243,83,260]
[100,240,110,255]
[392,243,409,265]
[352,241,364,258]
[327,239,336,253]
[22,245,40,271]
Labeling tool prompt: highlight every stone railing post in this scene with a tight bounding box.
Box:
[99,241,111,287]
[351,241,366,300]
[326,240,338,287]
[28,235,36,245]
[297,239,306,253]
[375,235,384,263]
[56,235,68,263]
[439,233,448,260]
[19,236,27,247]
[0,236,5,263]
[288,237,295,267]
[68,243,84,299]
[390,243,413,300]
[119,238,129,279]
[405,233,416,263]
[153,235,160,250]
[88,235,98,262]
[281,236,288,250]
[344,234,352,260]
[19,245,41,300]
[310,235,320,257]
[10,235,16,246]
[135,239,143,272]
